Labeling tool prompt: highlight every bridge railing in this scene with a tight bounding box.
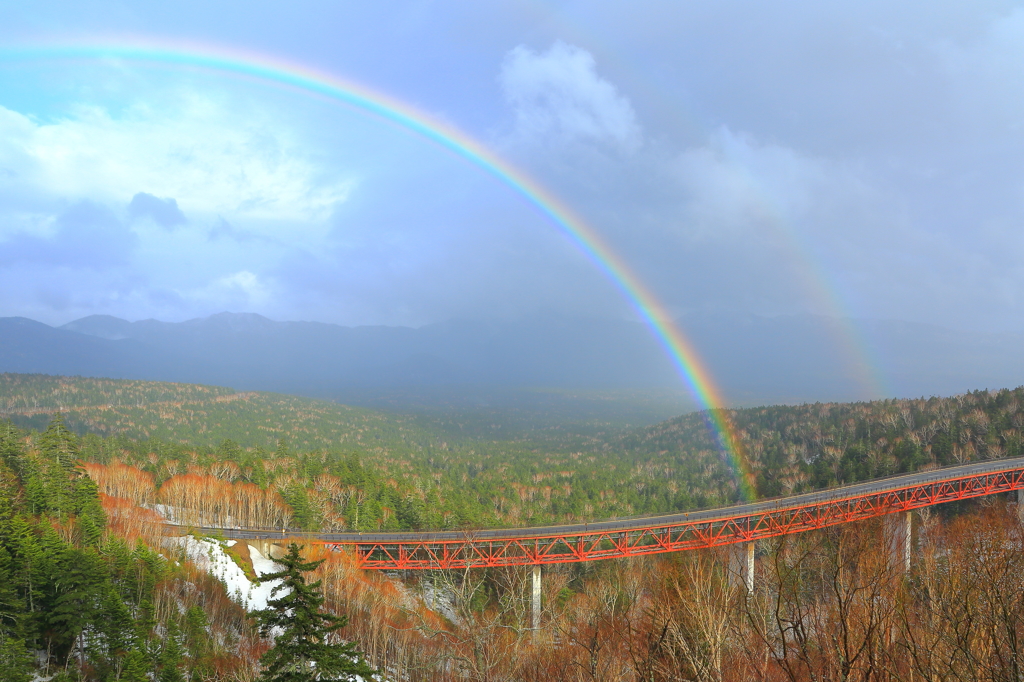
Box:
[174,456,1024,544]
[344,464,1024,568]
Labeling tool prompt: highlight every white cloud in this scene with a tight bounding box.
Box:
[193,270,270,308]
[667,127,891,248]
[0,96,352,224]
[673,127,828,241]
[500,41,641,147]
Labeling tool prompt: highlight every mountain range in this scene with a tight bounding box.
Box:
[0,311,1021,408]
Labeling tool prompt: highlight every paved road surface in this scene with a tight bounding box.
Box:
[190,456,1024,544]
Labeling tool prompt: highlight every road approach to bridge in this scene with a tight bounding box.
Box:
[189,456,1024,569]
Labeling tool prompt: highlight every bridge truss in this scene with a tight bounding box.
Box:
[320,463,1024,570]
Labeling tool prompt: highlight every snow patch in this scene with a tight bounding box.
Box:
[420,579,460,626]
[168,536,287,611]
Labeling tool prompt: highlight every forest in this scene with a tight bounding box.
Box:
[19,375,1022,533]
[0,417,264,681]
[1,373,1024,679]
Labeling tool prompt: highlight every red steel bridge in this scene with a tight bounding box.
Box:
[214,456,1024,570]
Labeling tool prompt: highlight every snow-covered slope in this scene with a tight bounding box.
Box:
[169,536,285,610]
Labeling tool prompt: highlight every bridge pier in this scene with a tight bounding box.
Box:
[743,541,755,593]
[728,542,756,593]
[888,511,912,573]
[251,540,269,559]
[1017,488,1024,522]
[531,565,541,630]
[251,540,283,561]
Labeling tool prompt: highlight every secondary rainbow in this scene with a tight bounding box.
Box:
[0,40,757,498]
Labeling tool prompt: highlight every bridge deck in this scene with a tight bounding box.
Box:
[205,457,1024,569]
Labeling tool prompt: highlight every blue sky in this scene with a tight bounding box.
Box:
[2,1,1024,332]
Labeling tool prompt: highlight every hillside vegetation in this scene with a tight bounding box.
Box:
[621,387,1024,499]
[3,374,1023,532]
[3,375,1024,680]
[0,375,744,529]
[0,373,431,452]
[0,417,260,680]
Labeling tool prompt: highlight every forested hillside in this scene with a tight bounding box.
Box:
[3,377,1024,680]
[0,375,743,529]
[622,386,1024,499]
[0,373,432,452]
[4,375,1024,532]
[0,417,260,680]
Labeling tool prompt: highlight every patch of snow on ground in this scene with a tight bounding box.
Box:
[248,545,288,609]
[420,578,460,626]
[148,503,173,520]
[168,536,286,611]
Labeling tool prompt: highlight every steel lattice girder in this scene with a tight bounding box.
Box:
[319,467,1024,570]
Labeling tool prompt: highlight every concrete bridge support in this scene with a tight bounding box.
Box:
[531,565,541,630]
[743,541,755,593]
[250,540,283,560]
[888,511,912,574]
[1017,488,1024,522]
[728,542,756,593]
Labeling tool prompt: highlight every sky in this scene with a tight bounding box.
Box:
[2,1,1024,334]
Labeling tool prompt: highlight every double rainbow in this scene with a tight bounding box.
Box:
[0,40,757,499]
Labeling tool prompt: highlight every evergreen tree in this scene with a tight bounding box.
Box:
[252,544,375,682]
[0,635,34,682]
[120,649,150,682]
[0,423,22,475]
[71,473,106,531]
[37,413,77,472]
[182,604,211,668]
[48,548,105,665]
[99,586,135,663]
[29,415,80,517]
[156,620,186,682]
[0,547,25,638]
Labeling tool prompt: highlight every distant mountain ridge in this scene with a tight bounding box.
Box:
[0,311,1021,406]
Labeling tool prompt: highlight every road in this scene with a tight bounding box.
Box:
[197,455,1024,546]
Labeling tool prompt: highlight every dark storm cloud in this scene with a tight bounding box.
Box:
[0,202,138,269]
[128,192,187,229]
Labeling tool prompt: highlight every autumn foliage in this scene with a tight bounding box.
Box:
[157,474,291,528]
[265,500,1024,682]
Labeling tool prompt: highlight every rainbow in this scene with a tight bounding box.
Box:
[708,134,887,399]
[0,40,757,499]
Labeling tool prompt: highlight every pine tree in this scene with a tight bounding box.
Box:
[182,604,211,672]
[34,415,79,517]
[71,473,106,535]
[99,586,135,663]
[252,543,376,682]
[0,423,22,479]
[37,414,77,472]
[0,547,26,639]
[156,620,186,682]
[120,649,150,682]
[0,635,34,682]
[48,548,105,666]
